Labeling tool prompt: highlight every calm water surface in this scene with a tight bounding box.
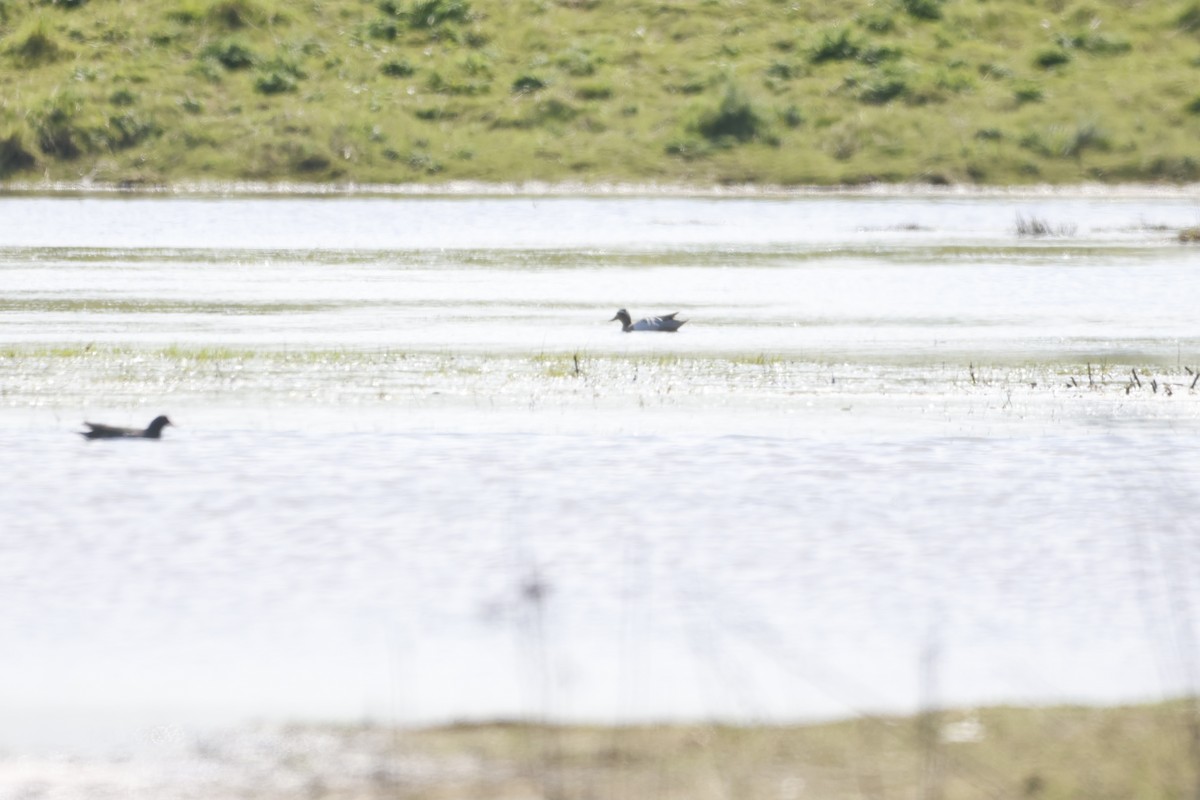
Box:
[2,192,1200,757]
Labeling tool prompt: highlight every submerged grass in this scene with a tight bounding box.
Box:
[0,0,1197,187]
[1015,213,1078,237]
[0,344,410,365]
[0,299,336,314]
[6,344,1200,402]
[4,344,1199,435]
[6,344,1199,372]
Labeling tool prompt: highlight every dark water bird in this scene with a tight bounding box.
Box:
[79,415,173,440]
[610,308,686,332]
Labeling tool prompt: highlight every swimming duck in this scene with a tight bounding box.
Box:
[610,309,687,332]
[80,415,174,440]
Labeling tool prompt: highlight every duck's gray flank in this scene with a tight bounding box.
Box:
[610,309,686,332]
[80,415,173,440]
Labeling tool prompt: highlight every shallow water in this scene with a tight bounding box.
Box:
[4,194,1200,362]
[2,192,1200,768]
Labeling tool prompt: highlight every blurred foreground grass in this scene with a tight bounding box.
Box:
[245,702,1200,800]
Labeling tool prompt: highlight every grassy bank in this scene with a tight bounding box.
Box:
[383,703,1200,800]
[89,701,1192,800]
[7,703,1199,797]
[1,0,1199,188]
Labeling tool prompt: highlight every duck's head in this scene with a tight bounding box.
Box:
[147,415,174,436]
[610,309,632,326]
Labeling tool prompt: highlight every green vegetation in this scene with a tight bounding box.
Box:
[267,701,1200,800]
[0,0,1198,186]
[1015,213,1077,237]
